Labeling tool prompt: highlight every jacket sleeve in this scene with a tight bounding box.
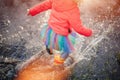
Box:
[29,0,52,16]
[68,9,92,37]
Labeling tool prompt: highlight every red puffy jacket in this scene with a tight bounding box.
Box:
[29,0,92,36]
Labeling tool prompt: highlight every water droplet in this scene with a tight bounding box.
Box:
[19,26,24,30]
[6,30,9,33]
[7,20,11,24]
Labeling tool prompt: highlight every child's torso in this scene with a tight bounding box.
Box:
[48,0,79,36]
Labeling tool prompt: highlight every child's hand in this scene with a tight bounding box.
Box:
[27,9,30,16]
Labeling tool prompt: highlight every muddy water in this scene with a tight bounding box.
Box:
[15,50,71,80]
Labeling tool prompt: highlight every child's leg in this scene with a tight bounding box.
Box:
[54,52,69,65]
[61,53,69,59]
[46,45,53,55]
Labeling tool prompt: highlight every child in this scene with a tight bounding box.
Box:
[28,0,92,66]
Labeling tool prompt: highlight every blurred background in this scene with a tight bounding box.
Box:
[0,0,120,80]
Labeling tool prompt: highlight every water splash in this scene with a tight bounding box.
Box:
[71,25,113,68]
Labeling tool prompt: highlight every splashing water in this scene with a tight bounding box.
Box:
[71,23,113,68]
